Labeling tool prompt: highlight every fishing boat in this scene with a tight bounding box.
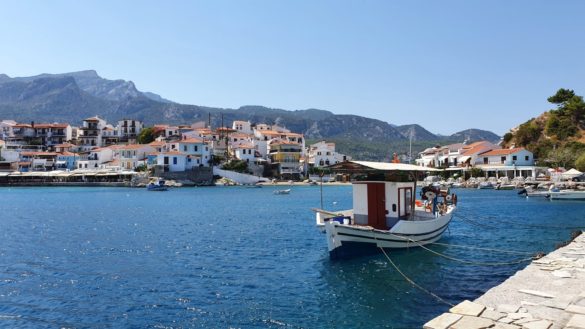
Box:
[274,189,291,195]
[548,190,585,200]
[313,161,457,260]
[147,178,168,191]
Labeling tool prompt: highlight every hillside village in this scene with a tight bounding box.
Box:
[0,116,353,184]
[0,114,549,186]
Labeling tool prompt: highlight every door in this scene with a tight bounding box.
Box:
[367,183,386,230]
[398,187,413,218]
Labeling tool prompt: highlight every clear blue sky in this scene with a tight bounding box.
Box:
[1,0,584,135]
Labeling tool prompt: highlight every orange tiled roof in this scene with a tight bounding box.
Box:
[21,151,57,157]
[180,138,204,144]
[480,148,525,156]
[33,123,70,129]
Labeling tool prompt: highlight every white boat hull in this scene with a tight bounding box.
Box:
[324,207,455,259]
[549,190,585,200]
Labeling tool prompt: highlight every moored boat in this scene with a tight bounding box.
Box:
[549,190,585,200]
[147,178,168,191]
[313,161,457,260]
[274,189,291,195]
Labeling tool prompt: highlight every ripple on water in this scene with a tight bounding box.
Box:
[0,187,583,327]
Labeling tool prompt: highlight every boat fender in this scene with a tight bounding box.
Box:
[446,194,452,202]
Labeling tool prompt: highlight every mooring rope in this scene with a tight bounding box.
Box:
[372,229,534,266]
[378,246,454,307]
[429,242,533,255]
[455,214,585,230]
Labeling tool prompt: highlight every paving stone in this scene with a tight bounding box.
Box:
[538,298,571,310]
[423,312,462,329]
[513,317,536,325]
[498,304,521,313]
[565,314,585,329]
[519,307,528,313]
[480,309,506,321]
[551,270,572,278]
[492,323,520,329]
[521,301,538,307]
[518,289,556,299]
[450,300,486,317]
[449,315,495,329]
[498,317,515,324]
[508,313,531,320]
[521,319,552,329]
[566,305,585,315]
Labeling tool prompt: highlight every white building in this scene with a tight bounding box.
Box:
[117,119,143,142]
[308,141,350,167]
[232,120,253,134]
[79,116,107,151]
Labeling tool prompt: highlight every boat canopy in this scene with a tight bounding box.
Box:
[327,160,442,173]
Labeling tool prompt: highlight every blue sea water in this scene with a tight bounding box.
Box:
[0,186,584,328]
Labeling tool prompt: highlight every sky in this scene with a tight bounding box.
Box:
[1,0,585,135]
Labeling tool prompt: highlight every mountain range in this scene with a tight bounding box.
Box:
[0,70,500,160]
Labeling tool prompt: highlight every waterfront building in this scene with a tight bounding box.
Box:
[308,141,350,168]
[169,138,211,167]
[79,116,107,151]
[56,151,77,170]
[116,119,143,143]
[19,151,58,171]
[76,147,114,170]
[110,144,155,170]
[155,151,188,172]
[232,143,256,163]
[268,140,303,179]
[475,147,538,179]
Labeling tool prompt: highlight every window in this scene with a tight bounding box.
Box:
[525,156,529,161]
[512,155,517,161]
[194,146,198,152]
[205,147,208,151]
[483,157,488,164]
[173,157,177,165]
[501,156,506,164]
[183,145,187,152]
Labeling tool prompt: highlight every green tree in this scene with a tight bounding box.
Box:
[503,132,513,144]
[137,127,155,144]
[221,160,248,173]
[547,148,576,169]
[575,152,585,172]
[547,88,575,104]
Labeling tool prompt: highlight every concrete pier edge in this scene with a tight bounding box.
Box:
[424,231,585,329]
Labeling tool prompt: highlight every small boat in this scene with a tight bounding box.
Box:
[518,185,555,197]
[495,183,515,190]
[147,178,168,191]
[548,190,585,200]
[313,161,457,260]
[274,189,291,195]
[478,181,494,189]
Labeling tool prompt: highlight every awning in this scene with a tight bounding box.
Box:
[459,156,471,162]
[327,161,442,173]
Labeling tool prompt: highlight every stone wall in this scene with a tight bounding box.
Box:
[153,166,214,185]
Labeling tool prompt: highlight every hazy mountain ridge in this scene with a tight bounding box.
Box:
[0,71,501,159]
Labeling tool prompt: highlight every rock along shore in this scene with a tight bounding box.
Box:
[424,232,585,329]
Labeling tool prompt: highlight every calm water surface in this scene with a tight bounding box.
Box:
[0,186,584,328]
